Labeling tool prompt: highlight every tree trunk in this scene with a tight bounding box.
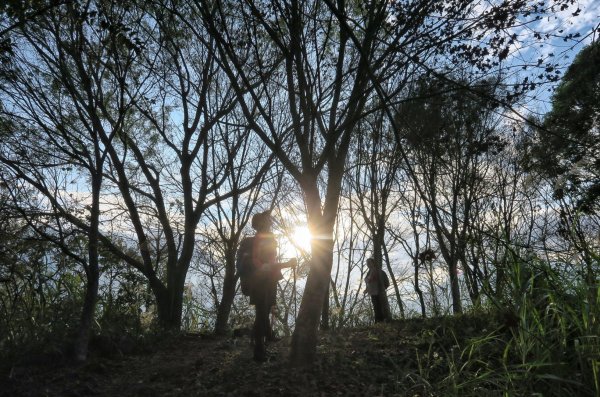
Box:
[383,247,404,318]
[72,262,99,362]
[462,256,481,307]
[495,259,506,300]
[214,274,238,335]
[373,225,391,321]
[320,282,330,331]
[377,280,391,322]
[72,174,101,362]
[290,224,334,366]
[214,248,238,335]
[448,259,463,314]
[433,222,463,314]
[155,275,185,330]
[415,259,426,318]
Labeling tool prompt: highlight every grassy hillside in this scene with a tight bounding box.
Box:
[2,311,597,396]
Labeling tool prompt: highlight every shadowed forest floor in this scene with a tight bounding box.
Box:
[0,313,588,396]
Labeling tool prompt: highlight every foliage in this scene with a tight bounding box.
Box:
[0,0,597,371]
[527,41,600,213]
[96,253,154,339]
[417,249,600,396]
[0,238,85,365]
[3,265,598,396]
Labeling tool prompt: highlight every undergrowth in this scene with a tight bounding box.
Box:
[1,250,598,396]
[402,254,600,396]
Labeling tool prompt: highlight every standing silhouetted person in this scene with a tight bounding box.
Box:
[244,210,296,362]
[364,257,390,323]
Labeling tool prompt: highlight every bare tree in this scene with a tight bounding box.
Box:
[0,1,140,360]
[198,0,399,365]
[328,193,368,329]
[203,121,276,335]
[1,0,270,332]
[349,106,410,321]
[395,78,507,313]
[388,184,428,318]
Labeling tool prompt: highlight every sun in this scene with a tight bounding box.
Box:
[290,226,312,253]
[279,225,313,260]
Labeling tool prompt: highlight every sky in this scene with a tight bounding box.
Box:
[6,0,599,320]
[510,0,599,114]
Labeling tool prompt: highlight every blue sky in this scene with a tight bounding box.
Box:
[511,0,599,115]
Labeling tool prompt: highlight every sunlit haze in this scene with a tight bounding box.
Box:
[290,226,312,253]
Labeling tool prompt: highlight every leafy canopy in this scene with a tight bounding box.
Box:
[530,41,600,213]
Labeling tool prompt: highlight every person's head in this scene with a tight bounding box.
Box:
[251,210,272,232]
[366,258,375,269]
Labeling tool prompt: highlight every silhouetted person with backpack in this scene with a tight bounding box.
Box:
[237,210,296,362]
[364,257,390,323]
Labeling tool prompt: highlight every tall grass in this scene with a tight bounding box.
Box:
[499,253,599,396]
[411,251,599,396]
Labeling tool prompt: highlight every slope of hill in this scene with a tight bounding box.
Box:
[1,313,595,396]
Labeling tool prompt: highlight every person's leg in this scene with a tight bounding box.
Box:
[266,305,280,342]
[378,291,391,322]
[253,298,268,361]
[264,280,279,342]
[264,306,273,342]
[371,295,383,322]
[370,295,377,321]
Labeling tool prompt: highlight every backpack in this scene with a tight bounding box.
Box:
[381,270,390,289]
[236,237,255,296]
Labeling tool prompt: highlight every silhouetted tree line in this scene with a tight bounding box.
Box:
[0,0,597,367]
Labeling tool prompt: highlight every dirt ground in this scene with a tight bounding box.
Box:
[0,317,495,397]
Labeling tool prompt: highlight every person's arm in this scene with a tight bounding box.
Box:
[262,257,297,271]
[258,236,297,271]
